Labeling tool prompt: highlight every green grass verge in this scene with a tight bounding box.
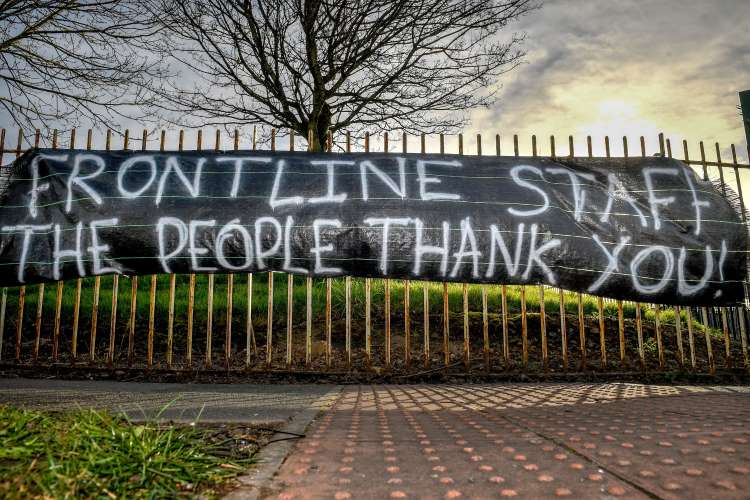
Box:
[4,273,699,331]
[0,405,253,499]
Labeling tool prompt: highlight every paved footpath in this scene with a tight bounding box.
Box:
[268,384,750,500]
[0,378,339,424]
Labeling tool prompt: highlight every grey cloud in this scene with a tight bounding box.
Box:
[479,0,750,152]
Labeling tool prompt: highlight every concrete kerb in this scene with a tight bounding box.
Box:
[224,386,343,500]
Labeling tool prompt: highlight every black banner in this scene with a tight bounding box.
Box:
[0,148,746,306]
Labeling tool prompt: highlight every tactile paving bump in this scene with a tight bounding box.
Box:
[271,384,750,499]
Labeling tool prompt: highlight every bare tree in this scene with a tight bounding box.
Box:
[0,0,164,134]
[151,0,538,151]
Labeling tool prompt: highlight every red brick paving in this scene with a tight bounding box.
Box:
[268,384,750,499]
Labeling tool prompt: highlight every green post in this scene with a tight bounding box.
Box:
[740,90,750,148]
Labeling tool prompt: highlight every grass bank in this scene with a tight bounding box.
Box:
[0,405,263,499]
[3,273,702,336]
[2,273,726,370]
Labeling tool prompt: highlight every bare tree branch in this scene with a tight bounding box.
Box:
[0,0,166,140]
[149,0,539,150]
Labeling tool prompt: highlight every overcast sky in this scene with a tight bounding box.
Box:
[467,0,750,160]
[6,0,748,161]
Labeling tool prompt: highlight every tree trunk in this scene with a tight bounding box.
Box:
[306,102,332,152]
[305,124,326,152]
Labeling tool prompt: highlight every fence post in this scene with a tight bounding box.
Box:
[740,90,750,147]
[14,285,25,363]
[559,288,568,371]
[462,282,469,371]
[147,275,156,368]
[383,134,391,370]
[120,276,133,367]
[739,306,749,370]
[167,274,176,369]
[578,293,586,370]
[702,307,715,374]
[403,132,411,369]
[33,283,44,360]
[654,305,664,369]
[502,285,510,368]
[72,277,81,364]
[287,273,293,369]
[326,276,333,369]
[306,274,312,367]
[521,284,528,368]
[246,272,256,366]
[346,276,352,368]
[266,270,273,368]
[225,130,235,370]
[108,275,119,367]
[421,134,430,369]
[443,282,450,367]
[0,287,5,361]
[482,285,489,371]
[364,132,372,368]
[0,130,4,361]
[404,278,411,369]
[13,129,24,363]
[687,307,696,369]
[636,303,644,370]
[731,144,746,219]
[598,297,606,369]
[675,306,685,367]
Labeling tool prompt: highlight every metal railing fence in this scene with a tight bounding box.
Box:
[0,126,748,376]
